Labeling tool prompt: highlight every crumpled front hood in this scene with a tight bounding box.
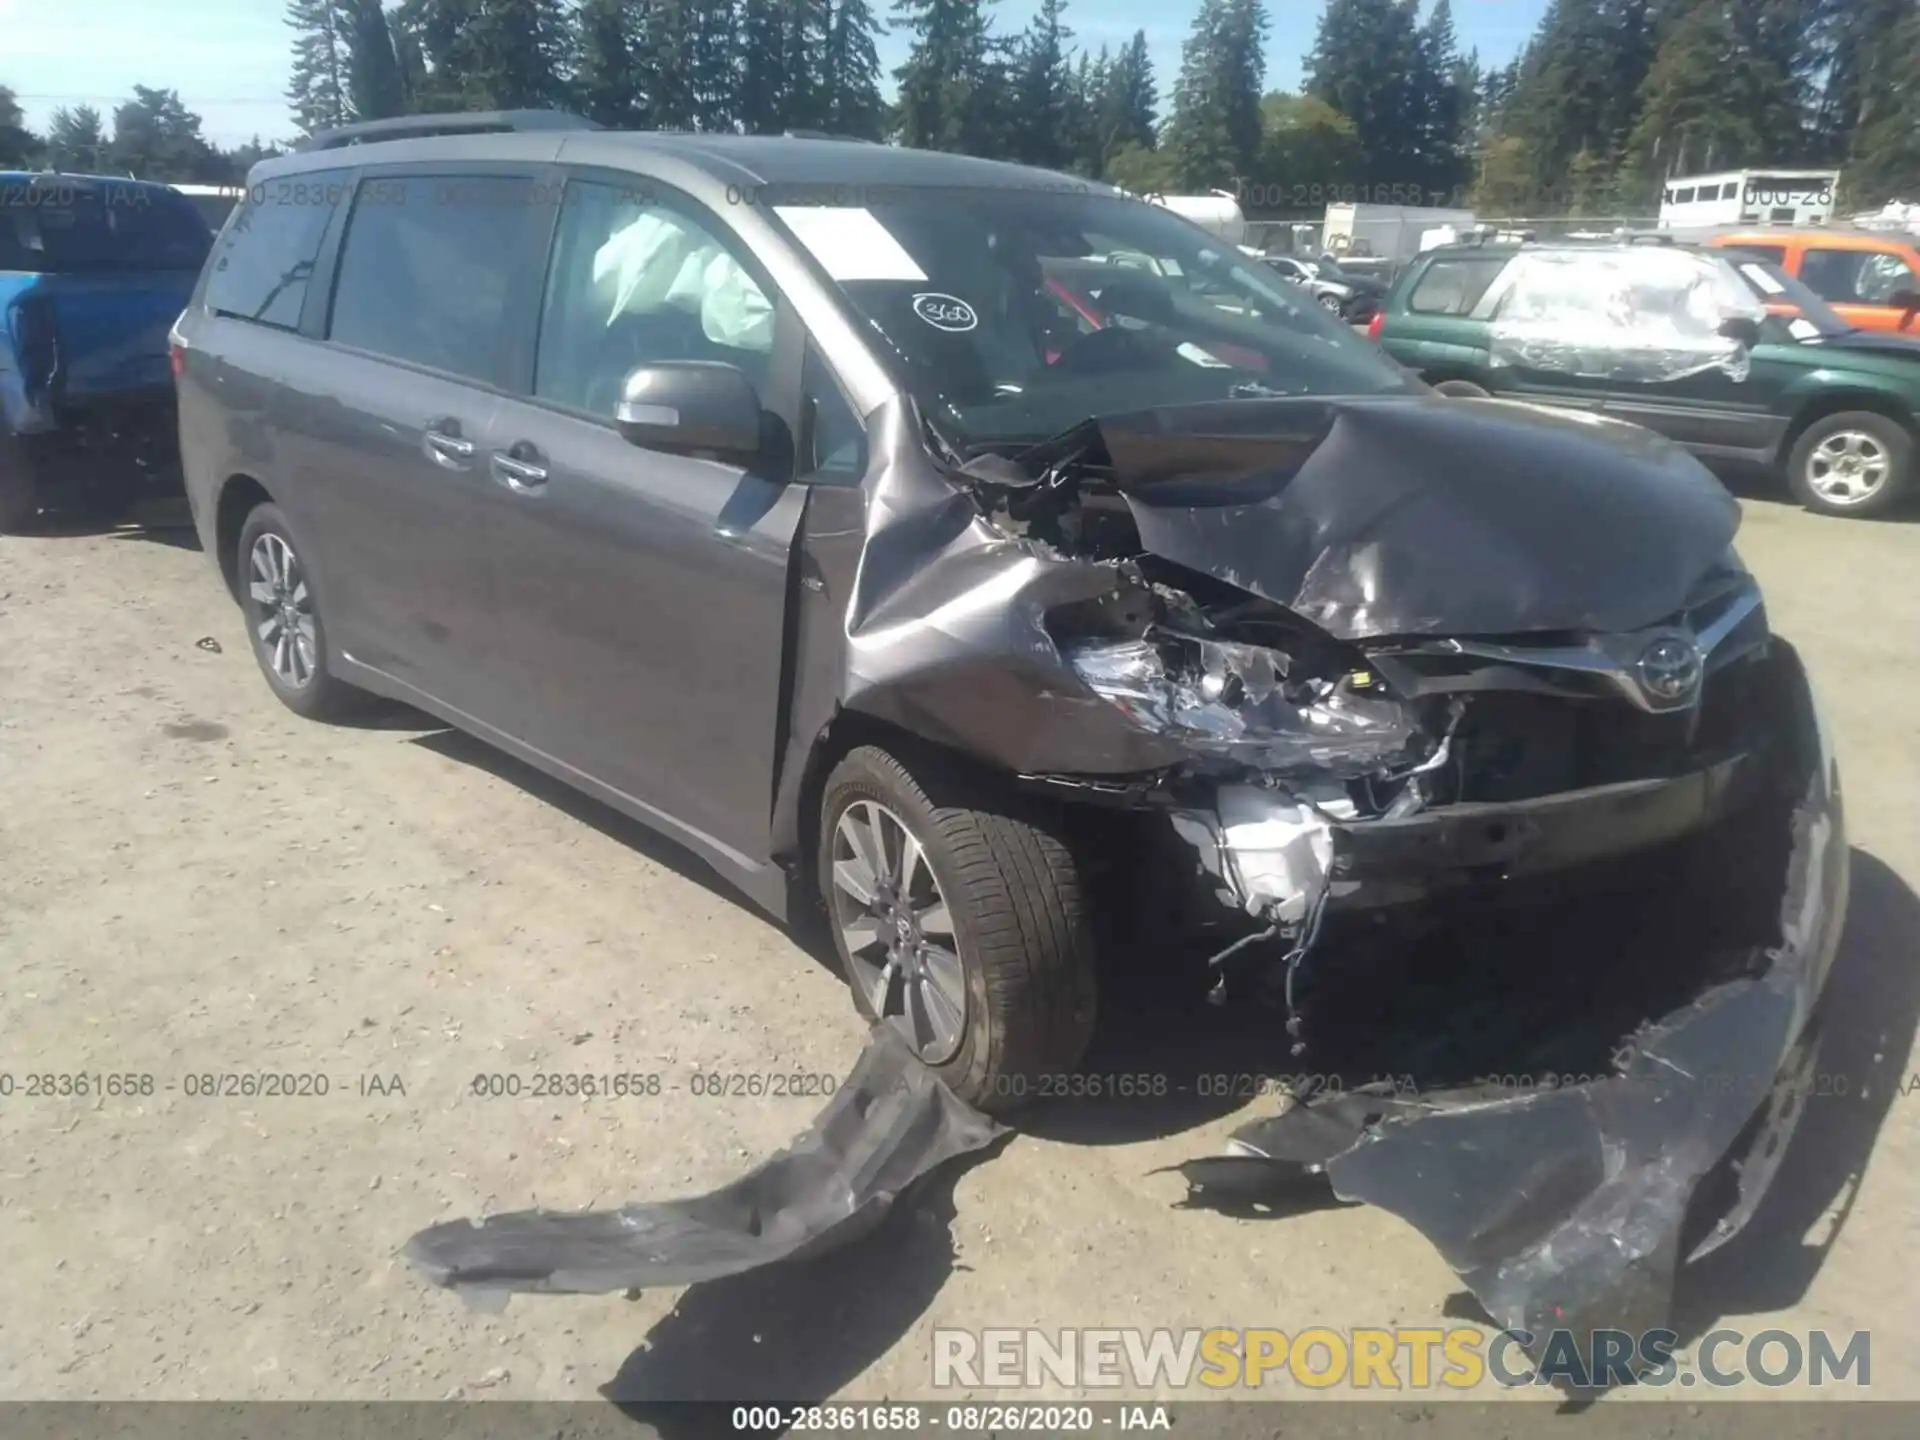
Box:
[1093,395,1742,641]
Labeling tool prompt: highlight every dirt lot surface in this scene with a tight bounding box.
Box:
[2,486,1917,1406]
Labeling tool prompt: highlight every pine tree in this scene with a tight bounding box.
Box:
[287,0,354,132]
[1414,0,1471,198]
[1097,30,1159,168]
[1628,0,1805,181]
[108,86,222,182]
[1305,0,1424,190]
[345,0,408,120]
[1841,0,1920,204]
[690,0,742,129]
[575,0,648,128]
[1166,0,1269,190]
[1009,0,1075,169]
[640,0,699,129]
[821,0,886,138]
[46,105,110,172]
[464,0,572,109]
[890,0,1003,153]
[741,0,795,134]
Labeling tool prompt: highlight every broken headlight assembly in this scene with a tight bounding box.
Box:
[1063,630,1423,776]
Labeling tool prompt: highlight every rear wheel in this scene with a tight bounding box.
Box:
[1317,292,1345,315]
[818,745,1097,1112]
[235,502,367,721]
[1787,411,1913,518]
[1432,379,1492,399]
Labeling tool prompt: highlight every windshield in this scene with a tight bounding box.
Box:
[770,188,1416,448]
[0,183,212,274]
[1726,256,1854,338]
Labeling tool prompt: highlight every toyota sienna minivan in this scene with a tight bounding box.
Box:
[173,112,1844,1145]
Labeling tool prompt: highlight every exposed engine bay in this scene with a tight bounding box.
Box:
[938,398,1778,1070]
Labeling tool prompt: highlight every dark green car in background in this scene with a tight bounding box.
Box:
[1373,240,1920,518]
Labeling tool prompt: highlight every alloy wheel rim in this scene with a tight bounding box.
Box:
[1807,431,1890,505]
[828,799,967,1064]
[248,532,318,688]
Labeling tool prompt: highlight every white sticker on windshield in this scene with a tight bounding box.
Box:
[912,293,978,332]
[1741,263,1786,295]
[773,206,928,282]
[1176,342,1231,367]
[1788,317,1820,341]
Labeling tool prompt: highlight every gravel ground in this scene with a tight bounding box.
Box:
[1,484,1916,1405]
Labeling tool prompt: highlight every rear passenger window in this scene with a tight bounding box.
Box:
[328,175,532,380]
[1408,258,1508,316]
[533,180,775,418]
[203,170,349,329]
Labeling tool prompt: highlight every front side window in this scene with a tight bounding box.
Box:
[1801,248,1918,306]
[534,181,775,418]
[205,171,349,329]
[328,174,531,381]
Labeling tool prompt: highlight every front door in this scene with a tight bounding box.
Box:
[480,174,807,869]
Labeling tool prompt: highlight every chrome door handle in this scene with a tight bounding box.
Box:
[491,452,549,492]
[423,428,476,467]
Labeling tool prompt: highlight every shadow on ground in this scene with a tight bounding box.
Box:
[598,1154,998,1432]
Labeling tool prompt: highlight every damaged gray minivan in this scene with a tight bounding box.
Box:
[175,118,1847,1278]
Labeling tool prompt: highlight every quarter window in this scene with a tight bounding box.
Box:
[327,174,532,381]
[1408,257,1509,316]
[533,181,775,418]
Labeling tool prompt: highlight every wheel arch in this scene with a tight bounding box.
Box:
[214,473,278,601]
[1777,391,1917,467]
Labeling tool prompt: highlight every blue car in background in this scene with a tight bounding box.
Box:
[2,172,213,532]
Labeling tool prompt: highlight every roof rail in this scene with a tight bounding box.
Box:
[294,109,603,153]
[780,128,879,143]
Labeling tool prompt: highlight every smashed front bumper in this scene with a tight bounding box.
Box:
[1183,638,1848,1344]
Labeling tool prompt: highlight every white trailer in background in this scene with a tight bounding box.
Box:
[1322,202,1478,276]
[1657,169,1842,230]
[1150,191,1249,246]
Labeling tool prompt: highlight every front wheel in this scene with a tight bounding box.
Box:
[1317,292,1345,315]
[1787,411,1913,518]
[818,745,1097,1112]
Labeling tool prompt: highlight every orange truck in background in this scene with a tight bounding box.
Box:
[1711,230,1920,334]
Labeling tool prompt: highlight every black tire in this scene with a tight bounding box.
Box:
[235,502,366,721]
[1786,410,1914,519]
[817,745,1097,1112]
[0,434,39,535]
[1316,291,1344,315]
[1432,379,1492,399]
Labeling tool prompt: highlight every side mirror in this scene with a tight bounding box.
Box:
[1888,288,1920,331]
[1717,315,1763,348]
[615,361,764,462]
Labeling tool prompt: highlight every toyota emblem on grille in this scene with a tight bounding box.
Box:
[1636,636,1703,705]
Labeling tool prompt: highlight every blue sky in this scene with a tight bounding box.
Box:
[6,0,1551,148]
